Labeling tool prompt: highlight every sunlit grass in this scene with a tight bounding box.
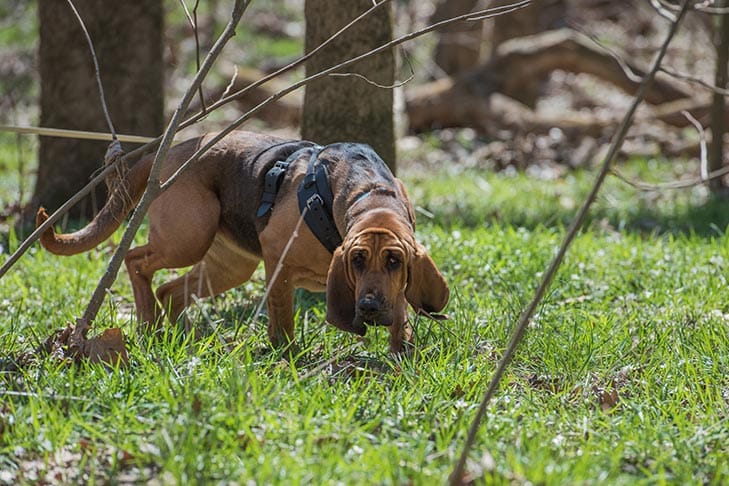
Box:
[1,154,728,483]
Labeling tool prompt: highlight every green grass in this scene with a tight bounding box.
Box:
[1,153,728,484]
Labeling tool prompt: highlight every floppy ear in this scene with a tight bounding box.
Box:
[326,246,365,335]
[405,243,450,314]
[394,179,416,228]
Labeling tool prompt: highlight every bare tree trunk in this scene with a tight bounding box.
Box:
[302,0,396,172]
[709,3,729,192]
[430,0,482,76]
[29,0,164,226]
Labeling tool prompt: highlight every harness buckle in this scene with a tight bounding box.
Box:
[306,194,324,211]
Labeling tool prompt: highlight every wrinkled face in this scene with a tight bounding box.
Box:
[326,210,449,341]
[345,229,410,330]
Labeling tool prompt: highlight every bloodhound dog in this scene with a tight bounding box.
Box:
[36,131,449,352]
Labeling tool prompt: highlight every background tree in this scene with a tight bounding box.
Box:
[709,0,729,192]
[302,0,396,172]
[29,0,164,224]
[430,0,482,76]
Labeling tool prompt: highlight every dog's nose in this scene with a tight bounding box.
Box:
[358,294,380,314]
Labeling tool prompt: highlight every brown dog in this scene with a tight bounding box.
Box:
[36,131,449,352]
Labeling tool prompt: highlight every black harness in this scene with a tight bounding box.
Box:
[257,145,343,254]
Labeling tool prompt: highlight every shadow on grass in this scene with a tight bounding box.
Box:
[423,187,729,238]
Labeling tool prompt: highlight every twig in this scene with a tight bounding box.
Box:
[221,65,239,100]
[571,21,729,99]
[248,208,308,335]
[681,109,709,180]
[658,66,729,96]
[0,0,393,281]
[329,48,416,89]
[570,23,644,84]
[161,0,532,191]
[64,0,117,140]
[1,0,527,281]
[0,125,154,144]
[80,0,251,326]
[449,1,692,484]
[650,0,679,21]
[694,0,729,13]
[296,342,361,381]
[179,0,207,113]
[610,161,729,191]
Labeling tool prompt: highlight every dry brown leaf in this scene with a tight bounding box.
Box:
[594,386,620,411]
[76,328,129,366]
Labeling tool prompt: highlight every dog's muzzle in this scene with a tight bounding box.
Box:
[356,293,391,327]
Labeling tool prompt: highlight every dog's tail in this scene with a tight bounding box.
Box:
[35,154,152,256]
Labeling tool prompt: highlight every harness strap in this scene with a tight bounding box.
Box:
[257,160,291,217]
[255,142,343,254]
[297,149,343,254]
[255,142,316,218]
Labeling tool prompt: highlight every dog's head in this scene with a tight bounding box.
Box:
[325,209,449,336]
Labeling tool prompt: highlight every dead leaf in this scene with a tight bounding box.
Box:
[594,386,620,411]
[76,328,129,366]
[191,394,202,416]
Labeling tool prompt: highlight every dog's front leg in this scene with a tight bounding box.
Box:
[388,320,414,354]
[263,267,296,347]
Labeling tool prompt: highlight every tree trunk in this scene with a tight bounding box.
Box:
[30,0,164,225]
[430,0,482,76]
[302,0,396,172]
[709,1,729,192]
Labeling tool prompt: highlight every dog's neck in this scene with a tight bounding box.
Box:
[342,203,413,240]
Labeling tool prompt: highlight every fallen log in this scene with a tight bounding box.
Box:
[406,28,691,133]
[187,66,301,128]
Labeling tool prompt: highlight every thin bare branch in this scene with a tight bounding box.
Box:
[179,0,207,113]
[681,109,710,180]
[659,66,729,95]
[248,208,308,336]
[1,0,529,281]
[465,1,530,21]
[650,0,679,21]
[610,163,729,191]
[330,49,415,89]
[80,0,251,326]
[64,0,117,140]
[162,0,532,191]
[221,65,239,100]
[449,1,693,484]
[570,23,644,83]
[694,0,729,13]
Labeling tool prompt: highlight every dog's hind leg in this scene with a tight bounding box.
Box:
[156,233,261,323]
[125,244,168,329]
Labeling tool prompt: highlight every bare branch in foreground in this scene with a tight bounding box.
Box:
[449,1,693,484]
[161,0,533,191]
[0,0,395,280]
[77,0,251,342]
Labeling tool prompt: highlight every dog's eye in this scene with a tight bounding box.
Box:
[386,255,401,271]
[351,252,366,271]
